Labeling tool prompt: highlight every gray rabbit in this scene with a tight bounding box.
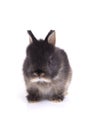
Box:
[23,30,72,102]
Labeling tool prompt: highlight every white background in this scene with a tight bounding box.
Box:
[0,0,94,130]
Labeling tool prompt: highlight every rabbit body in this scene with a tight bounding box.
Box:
[23,30,72,102]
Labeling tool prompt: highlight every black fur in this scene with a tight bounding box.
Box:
[23,30,72,102]
[23,39,61,79]
[27,89,41,102]
[49,94,64,101]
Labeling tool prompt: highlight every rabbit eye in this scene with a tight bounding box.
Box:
[48,56,54,64]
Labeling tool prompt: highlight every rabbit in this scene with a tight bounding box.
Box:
[23,30,72,102]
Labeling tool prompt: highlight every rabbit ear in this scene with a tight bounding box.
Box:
[45,30,56,45]
[27,30,37,44]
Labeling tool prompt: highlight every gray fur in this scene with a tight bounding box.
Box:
[23,30,72,101]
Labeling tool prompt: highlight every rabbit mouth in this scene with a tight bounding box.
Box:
[30,77,51,83]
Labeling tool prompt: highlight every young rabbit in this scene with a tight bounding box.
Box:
[23,30,72,102]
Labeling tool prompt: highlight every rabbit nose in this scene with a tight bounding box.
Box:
[33,69,45,77]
